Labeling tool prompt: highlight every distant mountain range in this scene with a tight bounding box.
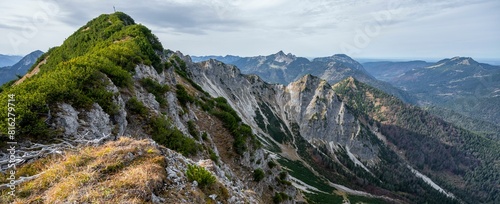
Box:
[0,50,44,86]
[192,51,415,103]
[190,55,241,64]
[363,60,433,81]
[194,54,500,138]
[0,54,23,67]
[362,57,500,126]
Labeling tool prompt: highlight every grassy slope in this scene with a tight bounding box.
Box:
[0,137,166,203]
[0,12,163,142]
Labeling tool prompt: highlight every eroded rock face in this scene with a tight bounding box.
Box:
[106,76,127,137]
[188,59,380,166]
[84,103,113,139]
[55,103,80,136]
[54,103,111,140]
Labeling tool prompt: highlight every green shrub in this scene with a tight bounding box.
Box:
[277,171,292,185]
[204,97,263,155]
[273,192,289,204]
[253,168,265,182]
[268,161,277,169]
[126,97,148,116]
[211,110,238,131]
[279,171,288,180]
[201,132,208,141]
[186,164,216,188]
[209,149,219,163]
[149,116,198,156]
[187,120,199,139]
[200,98,215,112]
[140,78,169,107]
[176,84,194,107]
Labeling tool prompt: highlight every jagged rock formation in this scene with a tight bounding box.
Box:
[186,57,499,203]
[189,59,379,166]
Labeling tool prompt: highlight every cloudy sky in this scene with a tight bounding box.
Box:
[1,0,499,60]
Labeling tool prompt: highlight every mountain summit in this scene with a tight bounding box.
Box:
[427,56,480,69]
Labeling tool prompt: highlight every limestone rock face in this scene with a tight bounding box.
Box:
[188,59,380,166]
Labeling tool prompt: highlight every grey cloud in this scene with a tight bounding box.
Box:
[54,1,244,35]
[130,4,243,34]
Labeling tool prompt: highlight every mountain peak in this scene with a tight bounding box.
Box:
[313,53,358,64]
[269,50,296,65]
[427,56,479,69]
[449,56,477,65]
[289,74,328,90]
[332,54,351,58]
[273,50,295,58]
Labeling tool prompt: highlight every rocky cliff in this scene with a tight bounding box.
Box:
[186,58,470,203]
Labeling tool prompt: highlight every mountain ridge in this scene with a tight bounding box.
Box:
[191,51,416,104]
[0,54,23,67]
[187,56,498,203]
[0,50,44,86]
[389,56,500,125]
[0,12,498,204]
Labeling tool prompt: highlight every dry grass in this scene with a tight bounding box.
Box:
[0,137,166,204]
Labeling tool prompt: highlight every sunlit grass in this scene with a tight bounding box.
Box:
[0,137,167,203]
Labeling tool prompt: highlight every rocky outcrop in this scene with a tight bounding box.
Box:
[188,59,380,166]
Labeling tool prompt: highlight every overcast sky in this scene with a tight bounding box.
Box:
[1,0,499,60]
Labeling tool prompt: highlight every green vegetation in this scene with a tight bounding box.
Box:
[208,149,219,163]
[0,80,16,93]
[199,96,260,155]
[253,168,265,182]
[187,120,199,139]
[276,171,291,186]
[139,78,169,107]
[0,12,164,141]
[426,106,500,140]
[170,55,206,94]
[278,158,334,193]
[272,192,290,204]
[254,102,292,143]
[186,164,216,187]
[267,160,277,169]
[125,97,148,116]
[176,84,195,107]
[201,132,208,141]
[333,78,499,203]
[149,116,199,156]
